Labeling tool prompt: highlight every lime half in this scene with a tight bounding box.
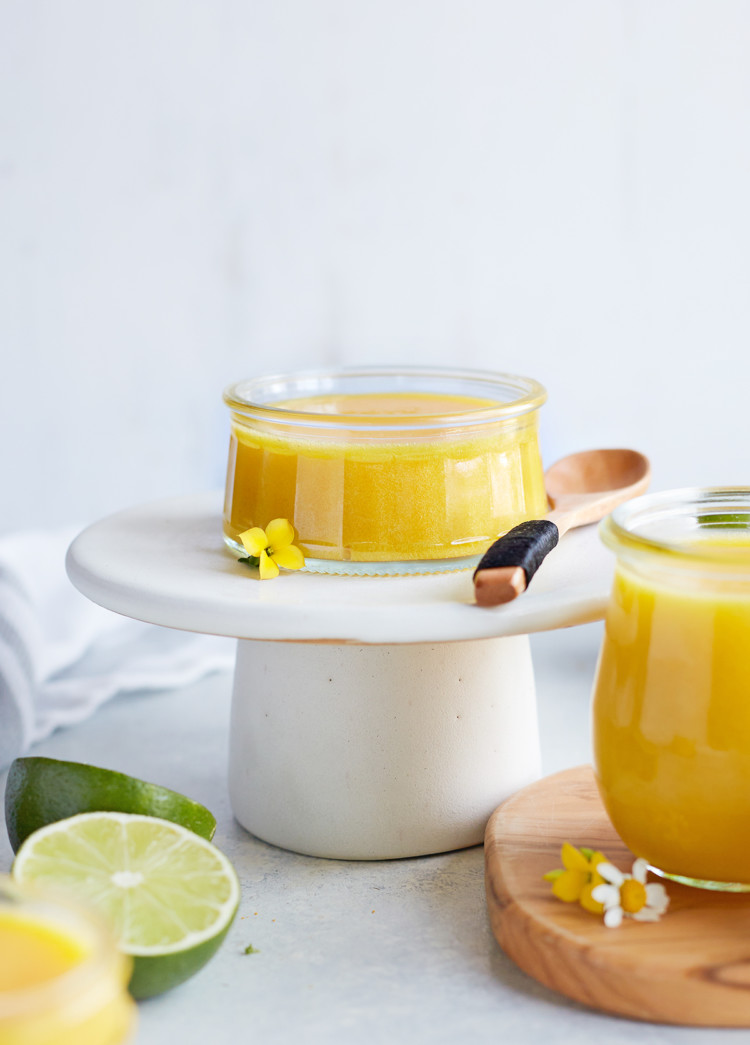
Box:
[12,812,240,999]
[5,757,217,852]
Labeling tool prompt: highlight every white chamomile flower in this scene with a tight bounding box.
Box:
[591,857,670,928]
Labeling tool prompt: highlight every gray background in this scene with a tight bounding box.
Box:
[2,1,748,532]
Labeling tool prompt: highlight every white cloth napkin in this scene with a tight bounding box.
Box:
[0,529,235,771]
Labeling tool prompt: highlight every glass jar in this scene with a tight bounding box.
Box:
[223,366,548,575]
[592,488,750,891]
[0,876,135,1045]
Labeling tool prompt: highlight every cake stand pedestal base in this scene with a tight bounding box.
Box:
[228,636,540,860]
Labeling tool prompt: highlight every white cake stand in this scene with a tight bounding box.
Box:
[66,492,613,861]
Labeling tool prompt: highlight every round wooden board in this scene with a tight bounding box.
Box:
[485,765,750,1027]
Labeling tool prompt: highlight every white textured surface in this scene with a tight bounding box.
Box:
[0,622,729,1043]
[66,493,613,643]
[228,636,540,859]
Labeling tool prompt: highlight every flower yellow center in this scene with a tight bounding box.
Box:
[620,879,647,913]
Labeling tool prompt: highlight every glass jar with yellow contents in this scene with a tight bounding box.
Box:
[222,366,548,575]
[592,488,750,891]
[0,876,135,1045]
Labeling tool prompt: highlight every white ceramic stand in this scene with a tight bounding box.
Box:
[66,493,613,860]
[228,636,539,859]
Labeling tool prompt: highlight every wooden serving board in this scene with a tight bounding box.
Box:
[485,765,750,1027]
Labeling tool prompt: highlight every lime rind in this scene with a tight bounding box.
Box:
[5,757,217,852]
[12,813,240,958]
[127,926,233,999]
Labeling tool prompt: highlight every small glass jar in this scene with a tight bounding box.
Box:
[222,366,548,575]
[592,488,750,891]
[0,876,135,1045]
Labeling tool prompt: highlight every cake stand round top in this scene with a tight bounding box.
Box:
[66,493,613,644]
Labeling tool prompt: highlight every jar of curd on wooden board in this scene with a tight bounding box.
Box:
[593,488,750,891]
[222,367,548,574]
[0,876,135,1045]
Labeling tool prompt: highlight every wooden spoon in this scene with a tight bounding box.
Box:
[473,448,651,607]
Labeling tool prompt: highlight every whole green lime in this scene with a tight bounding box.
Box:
[5,757,216,853]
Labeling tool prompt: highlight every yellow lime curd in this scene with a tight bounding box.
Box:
[593,516,750,887]
[0,883,135,1045]
[223,384,548,567]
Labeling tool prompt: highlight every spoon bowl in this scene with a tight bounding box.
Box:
[546,446,650,498]
[545,448,651,524]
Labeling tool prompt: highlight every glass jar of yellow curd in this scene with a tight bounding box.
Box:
[223,366,548,574]
[593,488,750,891]
[0,877,135,1045]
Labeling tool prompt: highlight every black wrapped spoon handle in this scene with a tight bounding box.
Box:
[473,520,559,607]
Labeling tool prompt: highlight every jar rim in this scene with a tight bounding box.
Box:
[223,365,547,430]
[0,875,128,1020]
[601,486,750,571]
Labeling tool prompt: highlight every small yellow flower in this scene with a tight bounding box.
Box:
[543,842,608,914]
[238,519,305,579]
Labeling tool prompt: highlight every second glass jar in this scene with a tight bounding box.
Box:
[593,488,750,890]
